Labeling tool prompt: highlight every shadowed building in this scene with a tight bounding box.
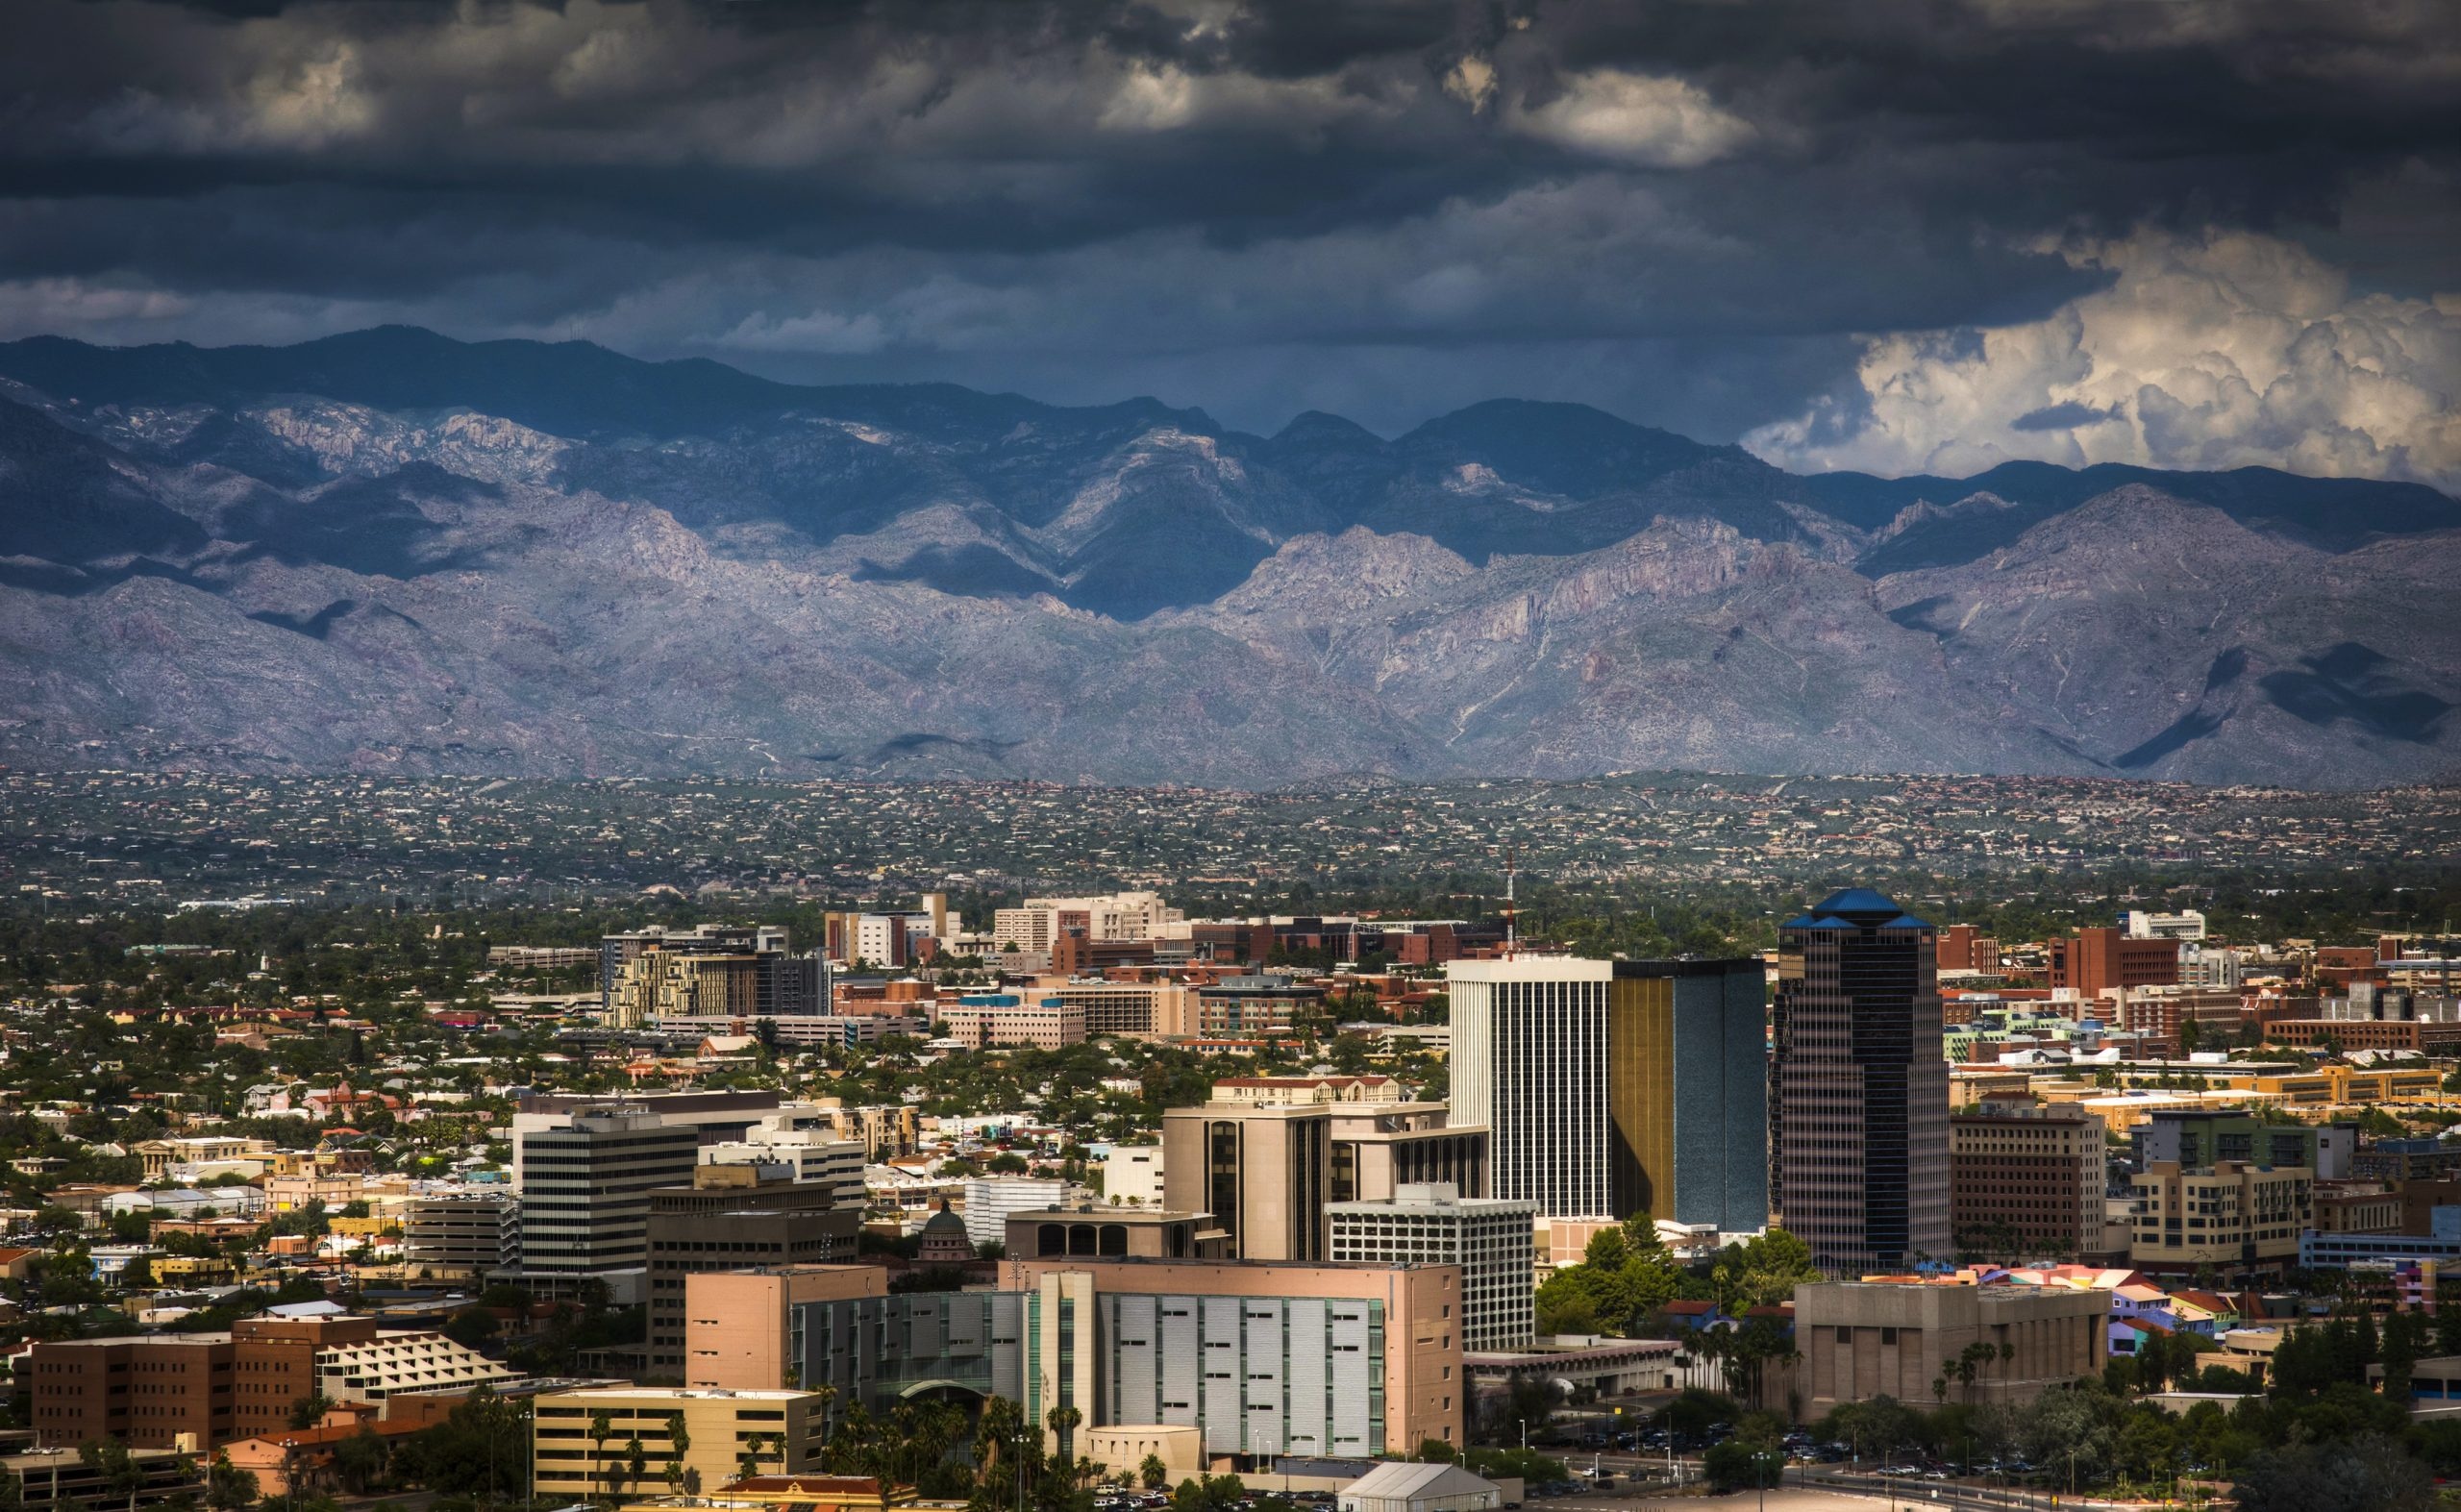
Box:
[1770,889,1951,1273]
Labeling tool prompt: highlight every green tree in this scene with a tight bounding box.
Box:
[1137,1456,1169,1491]
[205,1454,259,1512]
[333,1428,390,1496]
[78,1439,148,1512]
[288,1393,336,1430]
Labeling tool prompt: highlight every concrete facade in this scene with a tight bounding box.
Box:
[2128,1160,2312,1270]
[531,1387,827,1500]
[1794,1280,2109,1420]
[1329,1183,1537,1351]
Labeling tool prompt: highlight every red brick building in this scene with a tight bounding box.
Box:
[1938,925,2002,974]
[2047,929,2178,995]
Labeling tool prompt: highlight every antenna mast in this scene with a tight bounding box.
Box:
[1504,846,1518,958]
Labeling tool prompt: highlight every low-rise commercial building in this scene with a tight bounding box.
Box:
[1795,1279,2109,1420]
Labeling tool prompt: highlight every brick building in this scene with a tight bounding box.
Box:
[2047,929,2179,995]
[1948,1103,2105,1259]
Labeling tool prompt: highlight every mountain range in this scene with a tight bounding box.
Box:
[0,325,2454,788]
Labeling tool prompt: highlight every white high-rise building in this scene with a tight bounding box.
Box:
[961,1176,1071,1251]
[1329,1182,1538,1351]
[510,1108,699,1299]
[1448,958,1617,1221]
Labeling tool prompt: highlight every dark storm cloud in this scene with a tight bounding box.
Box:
[0,0,2453,451]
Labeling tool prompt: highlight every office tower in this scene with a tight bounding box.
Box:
[1445,956,1766,1227]
[1160,1102,1331,1259]
[1329,1182,1538,1351]
[642,1166,858,1376]
[1769,888,1951,1273]
[509,1108,700,1301]
[1948,1102,2105,1258]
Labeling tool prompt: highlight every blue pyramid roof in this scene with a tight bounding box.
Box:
[1811,887,1905,917]
[1788,887,1933,930]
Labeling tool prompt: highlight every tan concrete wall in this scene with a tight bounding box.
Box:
[1795,1282,2109,1421]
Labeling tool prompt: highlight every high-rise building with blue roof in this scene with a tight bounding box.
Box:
[1770,888,1951,1273]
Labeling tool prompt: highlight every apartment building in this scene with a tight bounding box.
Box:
[1948,1103,2104,1258]
[2129,1160,2313,1271]
[1329,1183,1537,1351]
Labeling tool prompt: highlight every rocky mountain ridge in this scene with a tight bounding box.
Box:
[0,328,2454,788]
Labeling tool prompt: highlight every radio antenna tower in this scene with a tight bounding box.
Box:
[1503,846,1518,957]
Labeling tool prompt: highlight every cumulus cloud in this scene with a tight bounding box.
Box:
[1504,69,1754,167]
[1744,229,2461,489]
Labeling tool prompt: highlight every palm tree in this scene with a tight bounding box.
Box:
[590,1409,616,1506]
[1996,1341,2014,1401]
[664,1412,690,1497]
[1139,1455,1169,1491]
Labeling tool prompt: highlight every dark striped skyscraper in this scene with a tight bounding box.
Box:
[1770,888,1951,1273]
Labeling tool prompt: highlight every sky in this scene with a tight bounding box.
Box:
[4,0,2458,486]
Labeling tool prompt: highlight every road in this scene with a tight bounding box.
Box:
[1530,1458,2181,1512]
